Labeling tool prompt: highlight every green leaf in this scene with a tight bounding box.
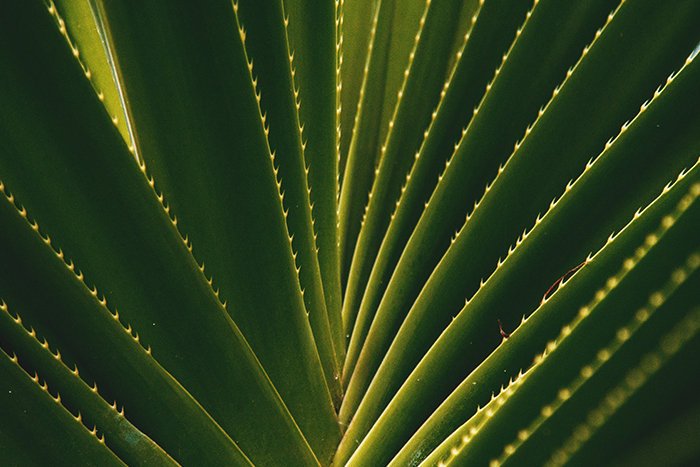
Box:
[338,0,431,291]
[50,0,133,150]
[3,0,700,465]
[605,398,700,467]
[1,301,182,467]
[0,351,128,467]
[0,0,323,464]
[90,0,341,461]
[340,0,541,405]
[337,1,700,455]
[423,179,700,466]
[0,187,252,466]
[284,0,344,361]
[234,0,343,407]
[337,0,379,181]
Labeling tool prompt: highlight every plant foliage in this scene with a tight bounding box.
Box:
[1,0,700,465]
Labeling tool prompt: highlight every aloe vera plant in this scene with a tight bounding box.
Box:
[1,0,700,465]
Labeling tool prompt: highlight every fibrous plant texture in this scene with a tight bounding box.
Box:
[1,0,700,466]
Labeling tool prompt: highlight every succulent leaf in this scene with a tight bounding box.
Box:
[1,0,700,465]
